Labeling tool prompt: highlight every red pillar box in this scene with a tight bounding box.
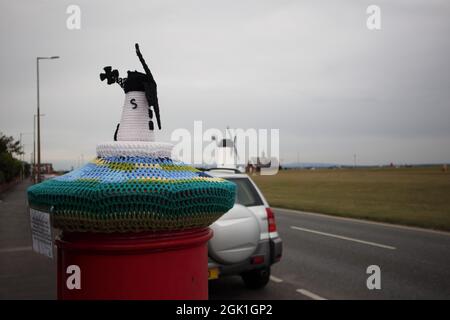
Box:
[27,43,236,300]
[57,229,212,300]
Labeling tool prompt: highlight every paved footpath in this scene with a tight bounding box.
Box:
[0,181,56,299]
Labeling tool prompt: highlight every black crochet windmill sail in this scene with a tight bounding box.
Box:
[100,44,161,141]
[27,44,236,233]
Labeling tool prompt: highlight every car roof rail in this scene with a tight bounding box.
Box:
[205,168,242,174]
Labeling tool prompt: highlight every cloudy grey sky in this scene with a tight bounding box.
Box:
[1,0,449,170]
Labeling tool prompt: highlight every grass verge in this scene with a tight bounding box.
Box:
[252,167,450,231]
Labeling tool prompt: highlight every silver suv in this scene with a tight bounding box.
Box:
[206,168,283,289]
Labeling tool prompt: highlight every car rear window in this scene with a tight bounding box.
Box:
[226,177,264,207]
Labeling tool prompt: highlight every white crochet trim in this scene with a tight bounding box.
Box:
[96,141,174,158]
[117,91,156,142]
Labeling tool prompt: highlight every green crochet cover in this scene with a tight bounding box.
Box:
[27,156,236,233]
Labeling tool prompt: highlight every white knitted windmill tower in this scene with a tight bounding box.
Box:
[97,43,174,158]
[100,44,161,143]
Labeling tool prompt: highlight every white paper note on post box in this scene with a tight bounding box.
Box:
[30,208,53,259]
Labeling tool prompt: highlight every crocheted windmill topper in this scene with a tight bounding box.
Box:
[27,44,236,233]
[100,43,161,141]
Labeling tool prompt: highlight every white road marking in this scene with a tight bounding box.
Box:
[277,207,450,237]
[270,275,283,283]
[0,246,32,253]
[296,289,327,300]
[291,226,396,250]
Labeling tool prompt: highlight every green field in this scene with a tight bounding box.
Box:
[252,167,450,231]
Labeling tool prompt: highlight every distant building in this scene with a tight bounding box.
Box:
[245,156,273,174]
[38,163,54,174]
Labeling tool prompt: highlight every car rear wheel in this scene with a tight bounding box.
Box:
[241,267,271,289]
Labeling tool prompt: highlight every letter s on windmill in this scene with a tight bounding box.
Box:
[99,43,161,142]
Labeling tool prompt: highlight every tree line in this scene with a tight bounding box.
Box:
[0,132,30,184]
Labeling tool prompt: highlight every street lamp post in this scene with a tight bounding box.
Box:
[33,115,36,181]
[19,133,24,180]
[33,114,45,182]
[19,132,32,180]
[36,56,59,183]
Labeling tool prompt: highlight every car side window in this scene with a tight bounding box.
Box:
[227,178,264,207]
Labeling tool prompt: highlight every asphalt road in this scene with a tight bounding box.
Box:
[257,208,450,300]
[1,181,450,299]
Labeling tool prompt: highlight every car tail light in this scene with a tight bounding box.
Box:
[266,207,277,233]
[251,255,265,265]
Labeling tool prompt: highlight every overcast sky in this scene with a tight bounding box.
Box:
[1,0,449,170]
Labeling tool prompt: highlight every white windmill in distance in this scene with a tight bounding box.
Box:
[212,126,242,171]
